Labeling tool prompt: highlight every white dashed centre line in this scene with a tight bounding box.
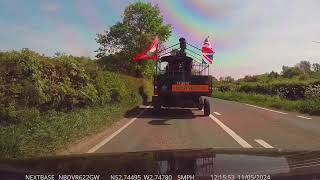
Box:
[209,114,253,148]
[87,106,150,153]
[297,115,312,120]
[255,139,274,148]
[244,104,288,115]
[213,112,222,116]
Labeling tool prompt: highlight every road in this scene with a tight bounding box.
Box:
[88,98,320,153]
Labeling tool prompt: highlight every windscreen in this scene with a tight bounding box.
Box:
[1,0,320,179]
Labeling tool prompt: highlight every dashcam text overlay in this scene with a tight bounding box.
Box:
[25,174,100,180]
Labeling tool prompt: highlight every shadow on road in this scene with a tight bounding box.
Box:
[125,105,202,126]
[148,120,171,125]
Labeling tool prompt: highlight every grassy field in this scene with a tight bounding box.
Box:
[212,91,320,115]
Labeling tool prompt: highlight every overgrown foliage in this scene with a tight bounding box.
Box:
[214,60,320,115]
[96,2,172,77]
[0,49,153,159]
[216,80,320,100]
[216,61,320,100]
[0,49,151,124]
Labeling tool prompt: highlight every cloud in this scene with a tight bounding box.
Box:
[41,2,59,13]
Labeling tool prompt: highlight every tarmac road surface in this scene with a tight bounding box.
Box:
[88,98,320,153]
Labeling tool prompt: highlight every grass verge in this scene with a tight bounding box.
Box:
[0,100,141,159]
[1,76,153,160]
[212,91,320,115]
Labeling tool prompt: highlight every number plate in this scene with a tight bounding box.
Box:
[172,84,209,92]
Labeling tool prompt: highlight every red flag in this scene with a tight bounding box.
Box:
[132,36,158,61]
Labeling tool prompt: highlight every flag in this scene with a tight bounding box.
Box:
[201,37,215,64]
[132,36,158,61]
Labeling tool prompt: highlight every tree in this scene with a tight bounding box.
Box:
[242,75,258,82]
[268,71,279,78]
[296,60,311,74]
[54,51,66,57]
[95,2,172,77]
[312,63,320,72]
[219,76,234,83]
[212,76,218,82]
[281,66,302,78]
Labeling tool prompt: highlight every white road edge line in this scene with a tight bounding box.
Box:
[255,139,274,148]
[140,105,153,109]
[297,115,312,120]
[209,114,253,148]
[244,103,288,115]
[87,105,151,153]
[213,112,222,116]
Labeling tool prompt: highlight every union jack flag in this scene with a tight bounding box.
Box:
[201,37,215,64]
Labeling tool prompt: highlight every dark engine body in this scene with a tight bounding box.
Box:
[152,53,212,114]
[153,75,212,108]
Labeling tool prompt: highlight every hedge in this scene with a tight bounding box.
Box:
[0,49,150,124]
[215,81,320,100]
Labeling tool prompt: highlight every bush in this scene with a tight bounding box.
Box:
[0,50,94,112]
[305,84,320,100]
[216,80,320,100]
[0,49,151,123]
[0,102,40,124]
[298,100,320,115]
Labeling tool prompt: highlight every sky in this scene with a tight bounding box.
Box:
[1,0,320,78]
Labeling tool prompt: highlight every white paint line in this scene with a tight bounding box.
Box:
[244,103,288,115]
[87,106,150,153]
[139,105,153,109]
[209,114,253,148]
[213,112,222,116]
[255,139,274,148]
[297,115,312,120]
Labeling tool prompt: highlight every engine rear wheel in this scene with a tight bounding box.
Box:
[152,96,161,114]
[154,104,161,110]
[204,99,210,116]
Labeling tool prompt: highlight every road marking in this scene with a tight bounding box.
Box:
[140,105,153,109]
[209,114,253,148]
[87,106,150,153]
[213,112,222,116]
[297,115,312,120]
[244,103,288,115]
[255,139,274,148]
